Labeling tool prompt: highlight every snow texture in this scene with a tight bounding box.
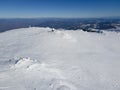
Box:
[0,27,120,90]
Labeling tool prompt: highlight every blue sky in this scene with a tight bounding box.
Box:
[0,0,120,18]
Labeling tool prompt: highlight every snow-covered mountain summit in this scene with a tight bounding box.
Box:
[0,27,120,90]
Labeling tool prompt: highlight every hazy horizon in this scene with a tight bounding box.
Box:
[0,16,120,19]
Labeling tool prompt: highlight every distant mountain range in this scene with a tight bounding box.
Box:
[0,18,120,32]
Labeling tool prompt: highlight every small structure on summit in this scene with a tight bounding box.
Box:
[51,28,55,32]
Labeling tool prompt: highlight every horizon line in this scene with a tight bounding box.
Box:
[0,16,120,19]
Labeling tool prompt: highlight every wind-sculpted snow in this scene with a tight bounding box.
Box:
[7,57,76,90]
[0,27,120,90]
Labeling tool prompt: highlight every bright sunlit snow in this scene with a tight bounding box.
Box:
[0,27,120,90]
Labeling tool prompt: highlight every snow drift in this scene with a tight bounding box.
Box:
[0,27,120,90]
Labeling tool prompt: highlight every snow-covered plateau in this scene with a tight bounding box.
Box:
[0,27,120,90]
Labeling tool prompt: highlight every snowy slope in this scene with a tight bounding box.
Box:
[0,27,120,90]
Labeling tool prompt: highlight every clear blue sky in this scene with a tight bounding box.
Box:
[0,0,120,18]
